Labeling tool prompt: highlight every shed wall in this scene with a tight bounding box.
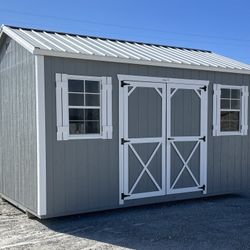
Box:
[0,36,37,213]
[44,56,250,217]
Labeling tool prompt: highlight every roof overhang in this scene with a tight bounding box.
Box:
[33,48,250,75]
[1,25,250,75]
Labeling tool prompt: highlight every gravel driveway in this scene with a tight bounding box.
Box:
[1,193,250,250]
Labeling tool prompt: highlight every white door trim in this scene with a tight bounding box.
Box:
[118,74,209,205]
[117,74,209,86]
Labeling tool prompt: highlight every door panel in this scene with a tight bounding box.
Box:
[170,141,200,189]
[167,84,208,195]
[171,89,201,136]
[128,143,162,194]
[128,87,162,138]
[122,82,166,201]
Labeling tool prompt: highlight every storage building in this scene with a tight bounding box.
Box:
[0,25,250,218]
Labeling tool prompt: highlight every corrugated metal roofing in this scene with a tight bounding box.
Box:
[1,25,250,74]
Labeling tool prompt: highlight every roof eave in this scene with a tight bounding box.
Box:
[33,48,250,75]
[1,26,35,53]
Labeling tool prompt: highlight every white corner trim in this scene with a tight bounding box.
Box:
[2,26,35,54]
[35,55,47,216]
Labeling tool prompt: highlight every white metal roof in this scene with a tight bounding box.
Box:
[1,25,250,74]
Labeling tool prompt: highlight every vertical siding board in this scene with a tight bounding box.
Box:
[99,62,119,207]
[219,73,228,192]
[208,71,216,193]
[86,60,104,210]
[234,73,243,190]
[213,72,223,193]
[14,42,19,202]
[222,73,237,191]
[44,57,54,215]
[0,37,37,212]
[52,57,66,214]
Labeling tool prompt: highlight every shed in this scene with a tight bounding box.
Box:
[0,25,250,219]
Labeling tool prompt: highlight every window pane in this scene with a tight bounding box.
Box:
[68,80,84,92]
[68,93,84,106]
[229,111,239,121]
[85,121,100,133]
[221,111,230,121]
[221,99,230,109]
[221,111,240,132]
[84,109,99,121]
[230,121,239,131]
[85,81,100,93]
[231,100,240,109]
[221,121,230,131]
[221,111,239,121]
[69,109,84,121]
[69,122,85,134]
[231,89,240,99]
[221,89,230,98]
[85,94,100,106]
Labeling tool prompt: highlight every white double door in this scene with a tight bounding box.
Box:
[120,79,208,203]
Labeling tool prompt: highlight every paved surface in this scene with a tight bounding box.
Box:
[1,193,250,250]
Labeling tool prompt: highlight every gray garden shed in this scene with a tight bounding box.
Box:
[1,25,250,219]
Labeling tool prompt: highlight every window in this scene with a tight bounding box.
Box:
[213,84,248,136]
[56,74,112,140]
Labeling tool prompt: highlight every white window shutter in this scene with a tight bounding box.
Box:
[101,77,113,139]
[213,84,220,136]
[242,86,249,135]
[56,73,69,140]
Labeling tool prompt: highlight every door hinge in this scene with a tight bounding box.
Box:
[199,136,206,142]
[121,193,130,200]
[200,85,207,92]
[199,185,206,191]
[121,81,130,87]
[121,138,130,145]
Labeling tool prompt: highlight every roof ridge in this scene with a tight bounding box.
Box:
[2,24,212,53]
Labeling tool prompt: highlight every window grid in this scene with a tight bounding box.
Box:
[220,88,241,133]
[68,79,101,135]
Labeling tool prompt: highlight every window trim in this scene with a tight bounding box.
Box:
[213,84,248,136]
[56,73,112,140]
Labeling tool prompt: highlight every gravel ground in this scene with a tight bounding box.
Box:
[1,193,250,250]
